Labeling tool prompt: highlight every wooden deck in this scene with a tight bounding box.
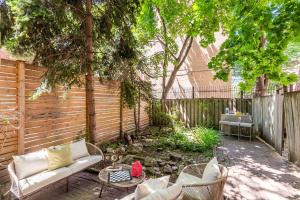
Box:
[22,171,134,200]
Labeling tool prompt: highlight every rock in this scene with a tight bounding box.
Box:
[119,146,126,153]
[187,159,196,164]
[169,152,182,161]
[119,155,135,164]
[168,161,177,166]
[153,167,160,172]
[157,147,163,152]
[172,166,178,171]
[177,164,185,175]
[144,156,157,167]
[157,159,166,167]
[163,164,173,174]
[106,147,114,153]
[127,144,143,154]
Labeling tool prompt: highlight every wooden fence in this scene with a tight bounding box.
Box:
[284,92,300,166]
[152,98,252,128]
[252,94,284,153]
[0,59,149,182]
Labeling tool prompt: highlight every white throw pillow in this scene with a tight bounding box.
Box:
[135,176,170,200]
[13,150,48,180]
[176,172,203,185]
[141,183,182,200]
[70,139,90,160]
[202,157,221,182]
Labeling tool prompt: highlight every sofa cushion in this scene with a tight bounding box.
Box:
[68,155,102,173]
[13,150,48,180]
[70,139,90,160]
[202,157,221,182]
[176,172,203,185]
[19,167,72,196]
[47,144,73,171]
[135,176,170,199]
[141,183,182,200]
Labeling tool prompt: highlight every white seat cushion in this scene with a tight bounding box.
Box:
[19,167,72,195]
[202,157,221,182]
[141,184,182,200]
[135,176,170,199]
[70,139,90,160]
[176,172,203,185]
[120,193,135,200]
[13,150,48,180]
[239,122,253,128]
[68,155,102,173]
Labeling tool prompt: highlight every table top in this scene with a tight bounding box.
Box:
[221,114,252,123]
[98,164,145,188]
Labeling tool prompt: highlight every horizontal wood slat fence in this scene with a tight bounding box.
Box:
[152,98,252,128]
[0,59,149,182]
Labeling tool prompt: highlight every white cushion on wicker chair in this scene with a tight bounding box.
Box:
[68,155,102,173]
[135,176,170,199]
[202,157,220,182]
[141,183,182,200]
[176,172,203,185]
[19,167,72,196]
[13,150,48,180]
[70,139,90,160]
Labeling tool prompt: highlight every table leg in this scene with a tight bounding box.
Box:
[99,183,105,198]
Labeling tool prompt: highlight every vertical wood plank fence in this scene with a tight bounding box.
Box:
[152,98,252,128]
[284,92,300,166]
[0,59,149,182]
[252,94,284,154]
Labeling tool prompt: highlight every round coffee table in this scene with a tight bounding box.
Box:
[98,164,145,198]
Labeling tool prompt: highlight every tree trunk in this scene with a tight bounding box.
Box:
[162,37,193,99]
[85,0,96,143]
[255,35,268,96]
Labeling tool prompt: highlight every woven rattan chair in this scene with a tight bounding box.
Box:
[180,163,228,200]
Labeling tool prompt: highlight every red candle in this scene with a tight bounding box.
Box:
[131,161,143,177]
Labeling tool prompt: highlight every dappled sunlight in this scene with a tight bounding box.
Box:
[218,137,300,200]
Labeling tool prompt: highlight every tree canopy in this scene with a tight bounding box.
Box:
[208,0,300,90]
[134,0,231,99]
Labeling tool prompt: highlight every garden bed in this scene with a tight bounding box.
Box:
[99,125,220,181]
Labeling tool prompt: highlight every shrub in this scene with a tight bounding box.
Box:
[155,126,219,152]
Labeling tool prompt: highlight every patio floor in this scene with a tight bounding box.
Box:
[11,136,300,200]
[218,137,300,200]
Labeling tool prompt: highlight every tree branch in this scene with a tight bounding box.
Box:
[176,37,193,69]
[157,37,178,61]
[177,36,191,61]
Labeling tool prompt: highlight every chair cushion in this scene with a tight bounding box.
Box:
[141,184,182,200]
[135,176,170,199]
[120,193,135,200]
[68,155,102,173]
[176,172,203,185]
[19,167,72,196]
[239,122,253,128]
[13,150,48,180]
[70,139,90,160]
[202,157,221,182]
[47,144,73,171]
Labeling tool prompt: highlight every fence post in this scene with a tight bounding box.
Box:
[192,86,195,99]
[120,82,123,138]
[17,61,25,154]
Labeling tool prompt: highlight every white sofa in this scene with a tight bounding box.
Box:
[8,140,103,199]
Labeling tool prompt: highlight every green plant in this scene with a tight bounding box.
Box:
[154,125,220,152]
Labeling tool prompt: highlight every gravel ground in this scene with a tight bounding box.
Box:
[217,136,300,200]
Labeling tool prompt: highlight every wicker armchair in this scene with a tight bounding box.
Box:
[180,164,228,200]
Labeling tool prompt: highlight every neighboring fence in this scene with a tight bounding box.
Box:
[152,98,252,128]
[252,94,284,153]
[284,92,300,166]
[0,59,149,182]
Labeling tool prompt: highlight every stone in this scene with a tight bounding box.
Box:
[106,148,114,153]
[153,167,160,172]
[169,152,182,161]
[172,166,178,171]
[157,147,163,152]
[168,161,177,166]
[187,159,196,164]
[177,164,185,175]
[127,145,143,154]
[119,146,126,153]
[163,164,173,174]
[157,159,166,167]
[144,156,157,167]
